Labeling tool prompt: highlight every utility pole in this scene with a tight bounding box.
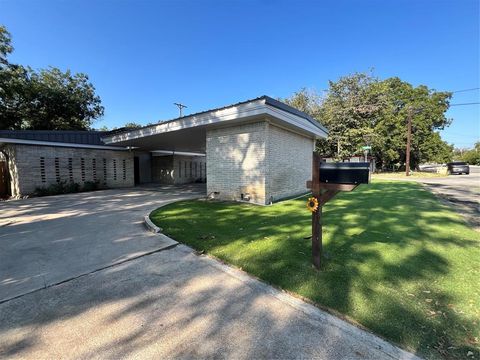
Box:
[174,103,187,118]
[406,108,413,176]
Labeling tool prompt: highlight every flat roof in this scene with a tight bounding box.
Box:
[107,96,327,137]
[103,96,328,151]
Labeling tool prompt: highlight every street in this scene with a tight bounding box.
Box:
[416,166,480,229]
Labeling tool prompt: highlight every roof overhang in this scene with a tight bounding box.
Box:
[102,97,328,152]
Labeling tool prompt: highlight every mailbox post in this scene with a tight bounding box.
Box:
[306,154,370,270]
[310,153,322,269]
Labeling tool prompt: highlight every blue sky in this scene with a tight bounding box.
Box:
[1,0,479,148]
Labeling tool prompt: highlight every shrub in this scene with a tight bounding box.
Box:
[34,186,51,197]
[81,181,99,192]
[34,180,101,197]
[35,180,77,196]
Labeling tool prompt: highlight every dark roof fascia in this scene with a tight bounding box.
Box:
[262,96,328,134]
[0,130,114,146]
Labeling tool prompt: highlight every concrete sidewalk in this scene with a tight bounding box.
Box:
[0,244,420,360]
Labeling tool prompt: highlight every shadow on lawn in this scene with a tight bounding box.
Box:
[317,185,475,358]
[154,181,479,359]
[323,183,476,358]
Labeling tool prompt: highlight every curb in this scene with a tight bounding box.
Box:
[144,215,162,233]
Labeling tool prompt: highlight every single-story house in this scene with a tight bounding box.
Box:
[0,96,328,204]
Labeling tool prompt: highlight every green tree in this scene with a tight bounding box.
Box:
[0,25,104,130]
[97,122,144,131]
[419,132,453,164]
[461,142,480,165]
[0,64,30,129]
[284,73,453,170]
[317,72,384,159]
[122,122,143,129]
[373,77,452,169]
[0,25,13,65]
[281,88,323,119]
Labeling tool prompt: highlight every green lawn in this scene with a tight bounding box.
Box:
[150,180,480,359]
[372,172,447,179]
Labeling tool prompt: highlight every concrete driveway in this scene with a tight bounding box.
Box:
[0,186,419,359]
[0,184,205,302]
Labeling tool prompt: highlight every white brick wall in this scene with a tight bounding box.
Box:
[7,144,134,196]
[206,121,314,205]
[206,122,267,204]
[266,124,314,202]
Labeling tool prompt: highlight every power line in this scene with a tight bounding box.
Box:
[449,102,480,106]
[451,87,480,93]
[442,130,477,137]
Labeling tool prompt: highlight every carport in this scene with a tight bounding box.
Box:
[102,96,327,204]
[107,123,208,187]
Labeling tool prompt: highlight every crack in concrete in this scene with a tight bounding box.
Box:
[0,243,179,305]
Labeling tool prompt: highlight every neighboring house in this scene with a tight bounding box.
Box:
[0,96,328,204]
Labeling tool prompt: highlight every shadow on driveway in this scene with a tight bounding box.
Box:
[0,184,205,302]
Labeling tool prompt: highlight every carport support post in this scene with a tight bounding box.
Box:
[311,153,322,270]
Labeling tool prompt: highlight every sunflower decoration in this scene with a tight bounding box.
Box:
[306,197,319,212]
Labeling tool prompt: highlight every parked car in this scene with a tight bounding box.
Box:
[447,161,470,175]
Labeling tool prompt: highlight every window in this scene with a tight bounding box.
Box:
[81,158,86,182]
[184,161,187,177]
[55,158,60,183]
[113,159,117,181]
[40,157,46,183]
[103,159,107,185]
[122,159,126,180]
[179,161,182,178]
[189,161,192,177]
[199,162,202,178]
[92,159,97,182]
[68,158,73,182]
[194,162,197,177]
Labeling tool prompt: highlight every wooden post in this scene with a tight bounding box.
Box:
[311,153,322,269]
[312,204,322,269]
[306,153,359,270]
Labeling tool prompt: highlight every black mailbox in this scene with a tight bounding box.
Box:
[319,162,370,185]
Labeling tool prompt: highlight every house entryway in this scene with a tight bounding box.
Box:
[0,153,10,198]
